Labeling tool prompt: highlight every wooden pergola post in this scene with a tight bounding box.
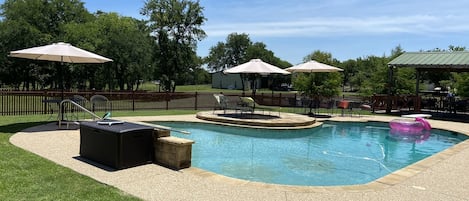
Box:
[386,64,394,114]
[415,70,421,112]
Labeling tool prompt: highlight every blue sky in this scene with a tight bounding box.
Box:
[6,0,469,64]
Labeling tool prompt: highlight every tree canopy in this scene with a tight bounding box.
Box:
[205,32,291,71]
[0,0,209,91]
[293,50,342,100]
[141,0,206,92]
[0,0,468,99]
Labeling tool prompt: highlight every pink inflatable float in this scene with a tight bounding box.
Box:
[389,117,431,133]
[415,117,431,130]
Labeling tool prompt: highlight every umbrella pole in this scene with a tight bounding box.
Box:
[241,74,245,96]
[60,59,65,122]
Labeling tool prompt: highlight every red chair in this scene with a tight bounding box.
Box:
[338,100,350,116]
[338,100,349,109]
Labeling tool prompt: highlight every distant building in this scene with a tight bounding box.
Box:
[211,71,261,90]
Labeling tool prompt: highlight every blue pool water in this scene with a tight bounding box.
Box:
[153,121,467,186]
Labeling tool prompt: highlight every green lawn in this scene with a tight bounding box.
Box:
[140,83,240,92]
[0,110,197,201]
[139,83,299,94]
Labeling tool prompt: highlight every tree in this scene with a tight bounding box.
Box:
[0,0,93,90]
[454,73,469,97]
[94,13,153,90]
[295,50,342,95]
[193,67,210,84]
[225,33,252,66]
[303,50,334,64]
[341,59,358,91]
[448,45,466,51]
[205,33,291,91]
[292,50,342,114]
[0,19,49,89]
[357,55,390,96]
[205,33,252,72]
[205,42,228,72]
[141,0,206,92]
[245,42,291,89]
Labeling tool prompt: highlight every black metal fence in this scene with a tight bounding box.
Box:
[371,94,469,113]
[0,90,307,116]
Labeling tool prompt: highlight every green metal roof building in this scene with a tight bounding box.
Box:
[383,52,469,113]
[388,51,469,71]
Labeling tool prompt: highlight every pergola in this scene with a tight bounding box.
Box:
[386,51,469,112]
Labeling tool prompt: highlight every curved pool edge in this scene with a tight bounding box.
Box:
[181,138,469,193]
[142,114,469,192]
[9,114,469,200]
[196,110,317,128]
[130,114,469,192]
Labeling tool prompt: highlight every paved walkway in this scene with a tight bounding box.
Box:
[9,114,469,201]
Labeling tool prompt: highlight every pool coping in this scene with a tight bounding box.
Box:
[10,114,469,200]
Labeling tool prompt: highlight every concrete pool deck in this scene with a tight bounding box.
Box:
[9,113,469,201]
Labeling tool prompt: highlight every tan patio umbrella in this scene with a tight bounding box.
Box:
[9,42,113,63]
[9,42,113,95]
[224,59,290,95]
[224,59,291,75]
[286,60,343,116]
[285,60,343,73]
[9,42,113,120]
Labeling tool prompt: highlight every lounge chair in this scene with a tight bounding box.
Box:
[213,94,253,114]
[90,95,112,118]
[239,97,280,116]
[213,94,224,112]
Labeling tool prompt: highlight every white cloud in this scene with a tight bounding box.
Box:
[203,14,469,38]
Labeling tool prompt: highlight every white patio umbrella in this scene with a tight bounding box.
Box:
[9,42,113,121]
[224,59,290,95]
[9,42,113,63]
[286,60,343,116]
[224,59,291,75]
[285,60,343,73]
[9,42,113,94]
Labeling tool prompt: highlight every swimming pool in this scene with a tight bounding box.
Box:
[153,121,467,186]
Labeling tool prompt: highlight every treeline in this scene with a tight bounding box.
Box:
[0,0,209,91]
[204,33,469,98]
[339,45,469,97]
[1,0,469,97]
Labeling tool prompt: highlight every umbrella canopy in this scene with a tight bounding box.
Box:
[9,42,113,121]
[9,42,112,63]
[285,60,343,73]
[224,59,291,75]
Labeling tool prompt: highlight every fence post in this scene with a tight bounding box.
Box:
[1,90,3,116]
[271,91,274,105]
[415,95,421,112]
[165,92,169,110]
[294,93,297,107]
[279,93,282,106]
[194,92,198,110]
[13,91,17,115]
[258,93,262,104]
[43,90,47,114]
[132,91,135,111]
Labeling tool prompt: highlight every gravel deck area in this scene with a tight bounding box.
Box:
[9,114,469,201]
